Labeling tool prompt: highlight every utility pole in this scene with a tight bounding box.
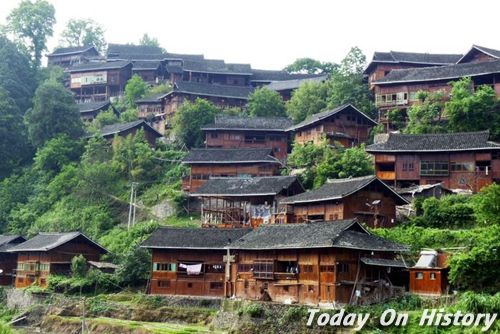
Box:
[132,183,137,227]
[127,182,136,230]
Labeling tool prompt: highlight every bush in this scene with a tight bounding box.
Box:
[0,322,14,334]
[413,195,475,228]
[71,254,87,278]
[241,303,264,318]
[456,292,500,313]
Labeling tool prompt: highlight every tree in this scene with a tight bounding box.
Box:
[247,87,286,117]
[25,81,84,147]
[403,91,446,134]
[124,74,149,108]
[139,33,160,47]
[173,98,220,148]
[445,77,500,138]
[0,87,32,178]
[33,135,83,174]
[5,0,56,68]
[284,57,337,74]
[327,47,376,119]
[286,81,329,123]
[472,183,500,226]
[0,35,36,112]
[71,254,87,278]
[60,18,106,52]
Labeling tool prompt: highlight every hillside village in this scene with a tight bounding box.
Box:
[0,1,499,333]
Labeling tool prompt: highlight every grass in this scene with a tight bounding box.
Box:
[160,215,201,228]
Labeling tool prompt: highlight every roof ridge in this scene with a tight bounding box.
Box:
[390,130,490,137]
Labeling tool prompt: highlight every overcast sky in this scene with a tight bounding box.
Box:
[0,0,499,69]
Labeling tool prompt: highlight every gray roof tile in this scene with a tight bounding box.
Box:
[191,176,300,197]
[265,75,328,91]
[77,101,111,113]
[100,120,163,138]
[8,232,107,253]
[202,115,293,131]
[67,60,132,72]
[251,69,325,82]
[174,81,254,99]
[48,45,97,57]
[183,148,279,164]
[0,235,25,252]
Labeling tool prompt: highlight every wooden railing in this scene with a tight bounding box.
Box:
[376,171,396,180]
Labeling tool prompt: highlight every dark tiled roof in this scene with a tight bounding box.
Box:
[457,45,500,63]
[265,75,328,91]
[100,120,163,138]
[8,232,107,253]
[374,59,500,84]
[251,69,324,82]
[182,59,252,74]
[48,45,97,57]
[366,131,500,153]
[191,176,299,197]
[280,176,408,205]
[183,148,279,164]
[288,104,377,131]
[141,227,251,249]
[135,93,169,104]
[371,51,462,65]
[174,81,253,99]
[107,44,164,57]
[0,235,25,252]
[229,220,408,251]
[202,115,293,131]
[77,101,111,113]
[360,257,408,268]
[165,65,183,74]
[67,60,132,72]
[132,60,161,70]
[164,52,204,60]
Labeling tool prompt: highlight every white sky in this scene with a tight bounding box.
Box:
[0,0,499,70]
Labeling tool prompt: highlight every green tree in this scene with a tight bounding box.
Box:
[71,254,87,278]
[124,74,149,108]
[412,195,475,228]
[472,183,500,226]
[247,87,286,117]
[0,35,36,112]
[93,108,119,128]
[286,81,329,123]
[0,87,32,177]
[403,91,446,134]
[327,47,376,119]
[25,80,84,147]
[445,77,500,138]
[172,98,220,148]
[139,33,161,48]
[60,18,106,52]
[33,135,83,174]
[117,247,151,287]
[284,57,337,74]
[5,0,56,68]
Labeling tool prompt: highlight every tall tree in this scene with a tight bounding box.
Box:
[25,81,84,147]
[284,57,337,74]
[0,87,32,177]
[173,98,220,148]
[327,47,376,119]
[403,91,446,134]
[139,33,160,47]
[445,77,500,139]
[5,0,56,68]
[247,87,286,117]
[286,81,329,123]
[124,74,149,108]
[60,19,106,52]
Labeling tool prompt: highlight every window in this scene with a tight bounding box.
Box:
[320,265,335,272]
[450,162,474,172]
[416,272,424,280]
[187,283,193,288]
[337,263,349,273]
[210,133,218,138]
[153,263,176,272]
[245,134,265,143]
[244,280,249,289]
[283,285,289,292]
[402,161,415,172]
[420,161,449,176]
[210,282,223,290]
[39,263,50,272]
[206,264,225,273]
[238,264,253,272]
[301,265,314,273]
[253,261,274,279]
[430,272,437,280]
[158,280,170,288]
[229,134,241,140]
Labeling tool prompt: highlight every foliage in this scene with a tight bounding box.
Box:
[119,108,139,122]
[286,80,329,123]
[124,75,149,108]
[0,87,32,177]
[71,254,87,278]
[48,271,120,294]
[327,47,375,119]
[403,90,446,134]
[93,108,119,128]
[33,135,83,174]
[5,0,56,67]
[247,87,286,117]
[0,321,14,334]
[25,80,84,148]
[284,57,337,74]
[445,77,500,139]
[60,18,106,52]
[116,247,151,287]
[412,195,475,228]
[455,292,500,313]
[172,98,220,148]
[241,303,265,318]
[148,83,172,95]
[139,33,161,48]
[387,108,406,131]
[471,183,500,226]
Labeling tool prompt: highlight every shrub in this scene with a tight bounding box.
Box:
[456,292,500,313]
[242,303,264,318]
[71,254,87,278]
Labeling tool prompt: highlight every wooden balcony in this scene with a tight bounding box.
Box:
[376,171,396,180]
[274,272,298,280]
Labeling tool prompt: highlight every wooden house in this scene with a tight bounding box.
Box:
[181,59,252,86]
[141,228,251,297]
[265,75,328,101]
[67,60,133,102]
[132,61,164,84]
[77,100,114,123]
[201,116,293,161]
[47,46,100,68]
[8,232,108,288]
[191,176,304,228]
[456,45,500,64]
[249,69,325,88]
[396,183,453,203]
[365,131,500,192]
[288,104,377,147]
[279,175,408,228]
[0,235,26,286]
[98,120,163,147]
[182,148,282,192]
[364,50,462,88]
[229,219,409,305]
[409,250,449,296]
